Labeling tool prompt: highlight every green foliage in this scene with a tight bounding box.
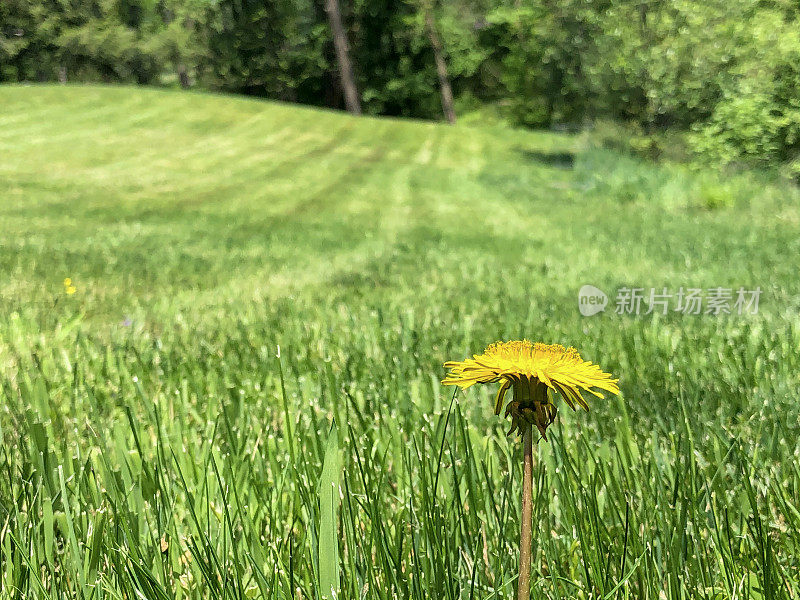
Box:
[585,0,751,127]
[350,0,437,116]
[688,9,800,169]
[486,1,599,127]
[204,0,329,101]
[1,86,800,598]
[0,0,69,81]
[1,0,191,84]
[56,19,161,83]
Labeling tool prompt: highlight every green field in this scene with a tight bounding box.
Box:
[1,85,799,599]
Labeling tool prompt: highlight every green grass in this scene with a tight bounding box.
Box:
[1,84,799,599]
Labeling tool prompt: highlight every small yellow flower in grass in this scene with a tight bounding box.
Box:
[443,340,620,600]
[63,278,77,295]
[443,340,619,439]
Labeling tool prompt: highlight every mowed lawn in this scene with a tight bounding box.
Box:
[1,85,799,599]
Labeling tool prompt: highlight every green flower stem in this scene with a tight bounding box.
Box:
[517,422,534,600]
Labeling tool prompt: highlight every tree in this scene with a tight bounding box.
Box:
[324,0,361,114]
[205,0,328,103]
[423,2,456,123]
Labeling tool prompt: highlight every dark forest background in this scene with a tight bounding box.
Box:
[3,0,800,171]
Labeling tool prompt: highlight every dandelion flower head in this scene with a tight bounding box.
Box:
[63,278,77,295]
[443,340,619,438]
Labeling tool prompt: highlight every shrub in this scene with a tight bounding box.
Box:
[688,10,800,169]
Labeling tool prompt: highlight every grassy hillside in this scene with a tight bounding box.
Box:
[1,85,799,599]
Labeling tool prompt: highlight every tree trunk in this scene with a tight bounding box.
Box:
[324,0,361,115]
[177,64,190,89]
[425,7,456,124]
[177,17,195,89]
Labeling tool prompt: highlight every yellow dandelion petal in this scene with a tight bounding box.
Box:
[443,340,619,438]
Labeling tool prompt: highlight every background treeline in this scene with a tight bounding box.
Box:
[3,0,800,171]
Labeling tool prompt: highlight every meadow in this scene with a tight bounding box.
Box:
[1,85,799,599]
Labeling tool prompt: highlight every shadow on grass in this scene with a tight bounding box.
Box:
[516,148,576,169]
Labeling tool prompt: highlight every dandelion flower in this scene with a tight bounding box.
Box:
[63,278,77,295]
[443,340,620,600]
[443,340,619,439]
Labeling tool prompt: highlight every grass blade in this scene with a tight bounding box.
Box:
[319,421,341,600]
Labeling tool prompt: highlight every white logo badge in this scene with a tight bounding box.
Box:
[578,285,608,316]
